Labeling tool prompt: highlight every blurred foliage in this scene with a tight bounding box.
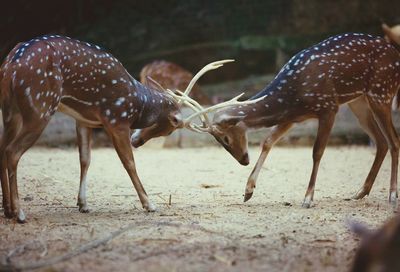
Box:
[1,0,400,82]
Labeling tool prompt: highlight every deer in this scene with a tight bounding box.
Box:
[0,34,261,223]
[349,215,400,272]
[144,33,400,208]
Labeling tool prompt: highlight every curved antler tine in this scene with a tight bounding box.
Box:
[181,59,235,100]
[174,89,212,127]
[165,89,209,126]
[184,92,244,122]
[183,93,267,125]
[185,123,210,133]
[146,76,167,92]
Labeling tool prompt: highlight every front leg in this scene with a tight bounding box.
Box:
[105,124,155,212]
[302,113,335,208]
[76,123,92,213]
[244,123,293,201]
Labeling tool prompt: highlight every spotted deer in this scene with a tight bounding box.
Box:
[0,34,253,223]
[174,33,400,208]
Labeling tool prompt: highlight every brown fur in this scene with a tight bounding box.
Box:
[140,60,212,105]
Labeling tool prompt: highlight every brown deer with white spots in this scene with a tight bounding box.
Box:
[174,33,400,208]
[0,34,246,223]
[140,60,212,105]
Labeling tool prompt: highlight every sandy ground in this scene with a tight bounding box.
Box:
[0,145,397,272]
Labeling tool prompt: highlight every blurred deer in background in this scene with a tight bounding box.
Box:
[140,60,211,105]
[0,34,251,222]
[350,215,400,272]
[137,60,212,147]
[178,33,400,208]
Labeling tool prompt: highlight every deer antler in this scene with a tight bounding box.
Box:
[183,93,267,132]
[146,76,167,92]
[179,59,234,104]
[165,59,235,128]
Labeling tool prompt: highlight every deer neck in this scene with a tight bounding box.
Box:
[131,80,175,128]
[227,84,296,129]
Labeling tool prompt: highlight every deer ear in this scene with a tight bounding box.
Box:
[168,112,183,128]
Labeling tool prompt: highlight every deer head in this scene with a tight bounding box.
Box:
[209,112,249,165]
[131,104,183,147]
[181,93,266,166]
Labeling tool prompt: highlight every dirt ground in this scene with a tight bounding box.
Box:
[0,145,397,272]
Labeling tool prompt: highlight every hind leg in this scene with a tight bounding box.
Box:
[0,113,23,218]
[348,97,388,199]
[76,123,92,213]
[7,120,49,222]
[367,99,399,206]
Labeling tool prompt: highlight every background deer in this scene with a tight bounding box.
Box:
[178,33,400,208]
[0,34,239,223]
[140,60,211,105]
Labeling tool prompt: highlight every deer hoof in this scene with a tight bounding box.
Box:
[79,206,90,213]
[244,192,253,202]
[389,192,398,208]
[16,209,26,224]
[353,188,369,200]
[302,197,313,208]
[78,202,90,213]
[145,202,157,212]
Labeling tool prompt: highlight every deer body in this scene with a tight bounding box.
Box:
[0,35,183,222]
[209,33,400,207]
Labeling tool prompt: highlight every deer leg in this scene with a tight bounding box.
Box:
[6,122,48,223]
[302,112,335,208]
[105,125,156,212]
[368,102,399,206]
[76,123,92,213]
[0,113,23,218]
[244,123,293,202]
[348,98,388,199]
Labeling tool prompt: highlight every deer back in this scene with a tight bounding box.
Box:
[0,35,179,129]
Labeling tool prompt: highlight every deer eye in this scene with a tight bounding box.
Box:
[223,136,230,145]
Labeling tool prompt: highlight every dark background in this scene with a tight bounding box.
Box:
[2,0,400,84]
